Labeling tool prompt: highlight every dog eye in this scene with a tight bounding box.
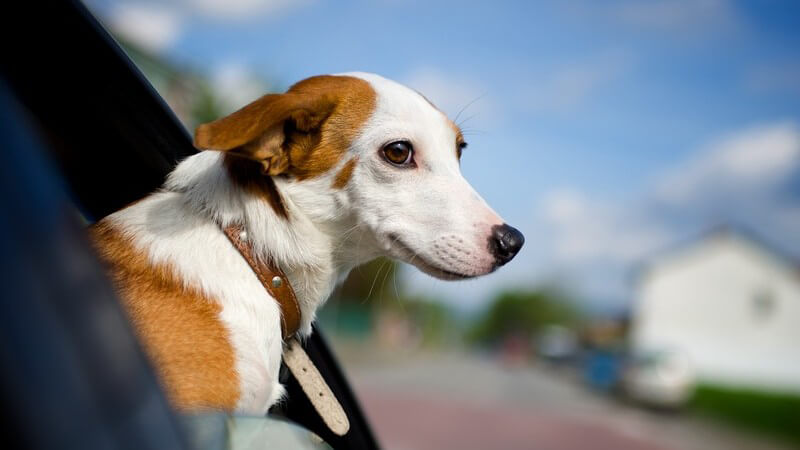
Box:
[382,141,414,166]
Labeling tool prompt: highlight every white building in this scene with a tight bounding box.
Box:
[630,228,800,393]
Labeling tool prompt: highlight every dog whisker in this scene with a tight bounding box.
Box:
[460,128,486,137]
[379,258,394,302]
[456,112,481,130]
[392,262,401,303]
[453,92,487,125]
[364,258,388,304]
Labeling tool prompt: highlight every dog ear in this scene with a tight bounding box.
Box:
[193,92,337,175]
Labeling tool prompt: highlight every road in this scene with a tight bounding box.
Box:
[342,353,792,450]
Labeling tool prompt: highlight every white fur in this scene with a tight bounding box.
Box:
[106,73,510,414]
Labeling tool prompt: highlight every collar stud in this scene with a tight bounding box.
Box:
[223,224,301,339]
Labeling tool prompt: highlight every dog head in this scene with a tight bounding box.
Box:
[194,72,523,279]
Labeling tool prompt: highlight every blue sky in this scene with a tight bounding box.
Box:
[87,0,800,312]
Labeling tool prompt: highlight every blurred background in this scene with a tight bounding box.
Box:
[83,1,800,449]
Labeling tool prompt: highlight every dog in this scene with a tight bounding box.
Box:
[89,72,524,415]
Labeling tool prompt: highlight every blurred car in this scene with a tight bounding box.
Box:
[623,350,695,408]
[537,324,579,363]
[583,348,625,392]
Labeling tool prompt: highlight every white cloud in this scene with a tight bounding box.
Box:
[542,189,671,265]
[107,3,183,53]
[537,120,800,303]
[182,0,312,20]
[98,0,313,53]
[521,50,634,115]
[542,189,586,225]
[403,68,498,128]
[210,62,271,113]
[656,122,800,205]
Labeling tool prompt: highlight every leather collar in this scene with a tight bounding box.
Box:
[222,224,350,436]
[222,224,301,339]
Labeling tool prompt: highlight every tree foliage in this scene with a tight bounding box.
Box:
[467,288,579,345]
[390,295,456,346]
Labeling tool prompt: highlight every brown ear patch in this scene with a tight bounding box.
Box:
[89,221,240,411]
[283,75,375,180]
[194,92,338,176]
[197,75,375,179]
[193,93,336,152]
[332,157,358,189]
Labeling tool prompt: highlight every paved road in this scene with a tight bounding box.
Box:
[343,353,791,450]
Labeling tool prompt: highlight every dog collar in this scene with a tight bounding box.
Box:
[222,224,301,339]
[221,223,351,436]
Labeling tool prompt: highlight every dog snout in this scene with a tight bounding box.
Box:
[489,224,524,266]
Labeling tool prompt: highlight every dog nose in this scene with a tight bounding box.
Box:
[490,224,524,266]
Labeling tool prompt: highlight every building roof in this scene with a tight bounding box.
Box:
[633,223,800,284]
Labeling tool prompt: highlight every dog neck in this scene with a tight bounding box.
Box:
[165,151,377,335]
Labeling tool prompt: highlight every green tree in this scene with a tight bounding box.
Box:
[189,78,227,127]
[388,295,457,347]
[467,288,579,346]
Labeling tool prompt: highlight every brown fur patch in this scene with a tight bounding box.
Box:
[453,125,465,144]
[223,154,288,218]
[284,76,375,180]
[89,221,240,411]
[332,157,358,189]
[195,75,375,184]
